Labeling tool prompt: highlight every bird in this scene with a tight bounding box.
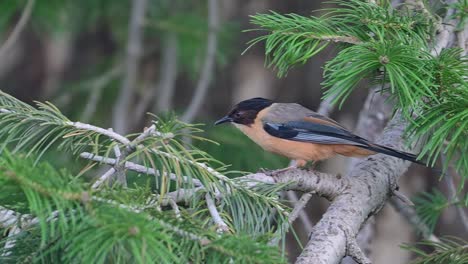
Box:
[214,97,424,168]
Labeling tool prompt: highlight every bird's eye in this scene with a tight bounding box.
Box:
[233,112,242,118]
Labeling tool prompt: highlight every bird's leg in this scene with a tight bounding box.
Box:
[305,160,318,170]
[268,160,308,175]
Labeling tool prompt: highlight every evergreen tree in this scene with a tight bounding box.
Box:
[0,0,466,263]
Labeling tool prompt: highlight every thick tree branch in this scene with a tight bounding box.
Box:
[242,170,344,200]
[294,1,461,261]
[295,113,413,264]
[342,87,393,264]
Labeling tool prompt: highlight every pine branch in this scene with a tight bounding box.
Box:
[241,170,344,200]
[402,237,468,264]
[0,156,286,263]
[206,193,229,233]
[342,87,392,264]
[92,168,116,189]
[67,121,130,145]
[296,112,413,264]
[79,152,203,187]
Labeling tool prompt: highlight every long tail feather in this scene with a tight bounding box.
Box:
[366,143,426,166]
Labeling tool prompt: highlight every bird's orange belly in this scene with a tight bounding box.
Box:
[265,139,337,161]
[235,122,374,161]
[235,123,337,161]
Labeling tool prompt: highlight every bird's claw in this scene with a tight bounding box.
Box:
[258,168,277,176]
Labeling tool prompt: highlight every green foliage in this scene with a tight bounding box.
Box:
[0,148,287,263]
[0,90,114,162]
[0,91,290,263]
[407,48,468,178]
[249,3,468,260]
[413,189,450,232]
[323,41,436,110]
[248,0,468,177]
[248,0,434,77]
[248,12,334,77]
[413,188,466,233]
[401,237,468,264]
[449,0,468,30]
[248,0,444,116]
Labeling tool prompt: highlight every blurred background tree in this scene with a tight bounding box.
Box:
[0,0,466,263]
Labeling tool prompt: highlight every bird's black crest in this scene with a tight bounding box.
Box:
[234,97,273,112]
[215,97,274,126]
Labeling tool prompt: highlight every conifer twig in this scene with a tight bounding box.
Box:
[80,152,203,187]
[205,193,229,233]
[91,125,156,188]
[111,136,128,186]
[68,122,131,145]
[167,198,181,220]
[92,168,116,189]
[0,0,36,61]
[270,190,315,245]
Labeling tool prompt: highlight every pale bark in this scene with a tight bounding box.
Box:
[296,113,412,264]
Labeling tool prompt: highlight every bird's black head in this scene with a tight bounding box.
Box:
[215,97,273,126]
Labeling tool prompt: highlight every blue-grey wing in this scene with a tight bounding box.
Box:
[263,121,370,147]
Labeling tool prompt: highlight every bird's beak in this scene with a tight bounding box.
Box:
[214,116,233,125]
